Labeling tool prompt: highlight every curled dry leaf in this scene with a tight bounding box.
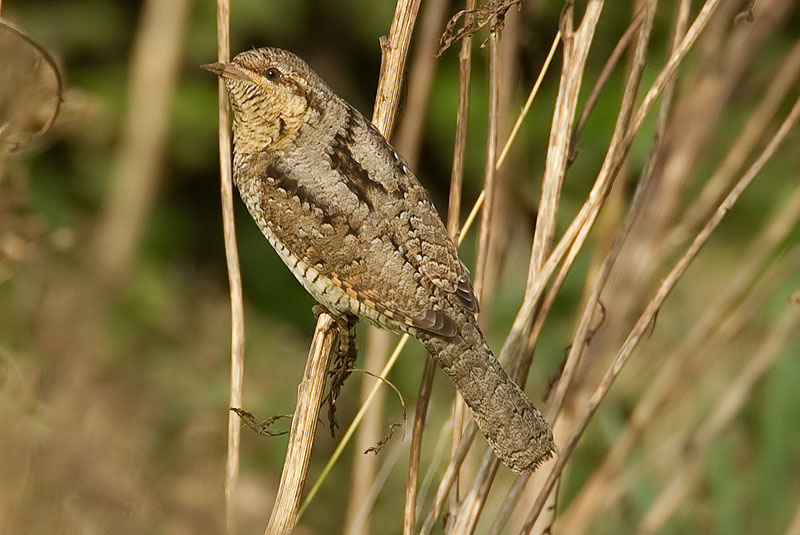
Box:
[365,422,403,455]
[230,408,291,437]
[0,18,62,151]
[437,0,523,57]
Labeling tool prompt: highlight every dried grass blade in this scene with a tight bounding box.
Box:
[517,92,800,534]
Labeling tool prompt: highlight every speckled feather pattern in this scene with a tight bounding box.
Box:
[217,47,553,472]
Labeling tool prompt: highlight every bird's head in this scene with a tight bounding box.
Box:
[202,47,323,154]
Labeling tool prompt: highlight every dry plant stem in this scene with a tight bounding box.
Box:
[211,1,246,534]
[447,0,476,508]
[613,0,793,320]
[628,0,723,138]
[559,183,800,533]
[448,27,502,533]
[498,2,604,371]
[420,423,478,535]
[499,0,723,365]
[265,315,339,535]
[420,32,565,533]
[530,1,602,277]
[403,355,436,535]
[547,0,657,425]
[449,445,500,535]
[487,6,658,533]
[637,0,690,185]
[472,28,501,305]
[407,2,469,529]
[535,0,687,406]
[93,0,190,287]
[670,38,800,245]
[447,0,476,241]
[637,304,800,535]
[518,93,800,535]
[374,0,422,135]
[345,330,390,535]
[787,497,800,535]
[297,336,411,520]
[449,6,611,534]
[429,1,720,523]
[422,22,561,535]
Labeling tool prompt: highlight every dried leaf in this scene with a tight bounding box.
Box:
[231,408,291,437]
[437,0,523,57]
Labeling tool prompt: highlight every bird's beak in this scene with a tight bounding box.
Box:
[201,62,250,82]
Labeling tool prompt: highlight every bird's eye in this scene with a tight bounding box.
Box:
[265,67,281,80]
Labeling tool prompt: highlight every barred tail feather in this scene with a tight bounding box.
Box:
[418,315,554,473]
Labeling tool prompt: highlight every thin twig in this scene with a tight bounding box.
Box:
[420,423,479,535]
[426,0,721,519]
[472,27,501,305]
[417,32,561,533]
[530,1,602,277]
[447,6,607,530]
[345,330,390,535]
[495,0,724,379]
[547,0,657,426]
[405,1,467,530]
[447,0,477,240]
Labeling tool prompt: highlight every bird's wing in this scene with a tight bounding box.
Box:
[338,108,480,316]
[236,107,478,338]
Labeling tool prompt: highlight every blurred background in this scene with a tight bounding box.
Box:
[1,1,799,534]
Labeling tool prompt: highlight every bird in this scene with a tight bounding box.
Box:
[203,47,554,472]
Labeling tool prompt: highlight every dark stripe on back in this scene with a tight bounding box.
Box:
[266,160,362,235]
[329,110,389,211]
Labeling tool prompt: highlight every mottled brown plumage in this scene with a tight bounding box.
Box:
[204,48,554,472]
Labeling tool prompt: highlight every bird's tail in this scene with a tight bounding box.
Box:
[417,315,554,473]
